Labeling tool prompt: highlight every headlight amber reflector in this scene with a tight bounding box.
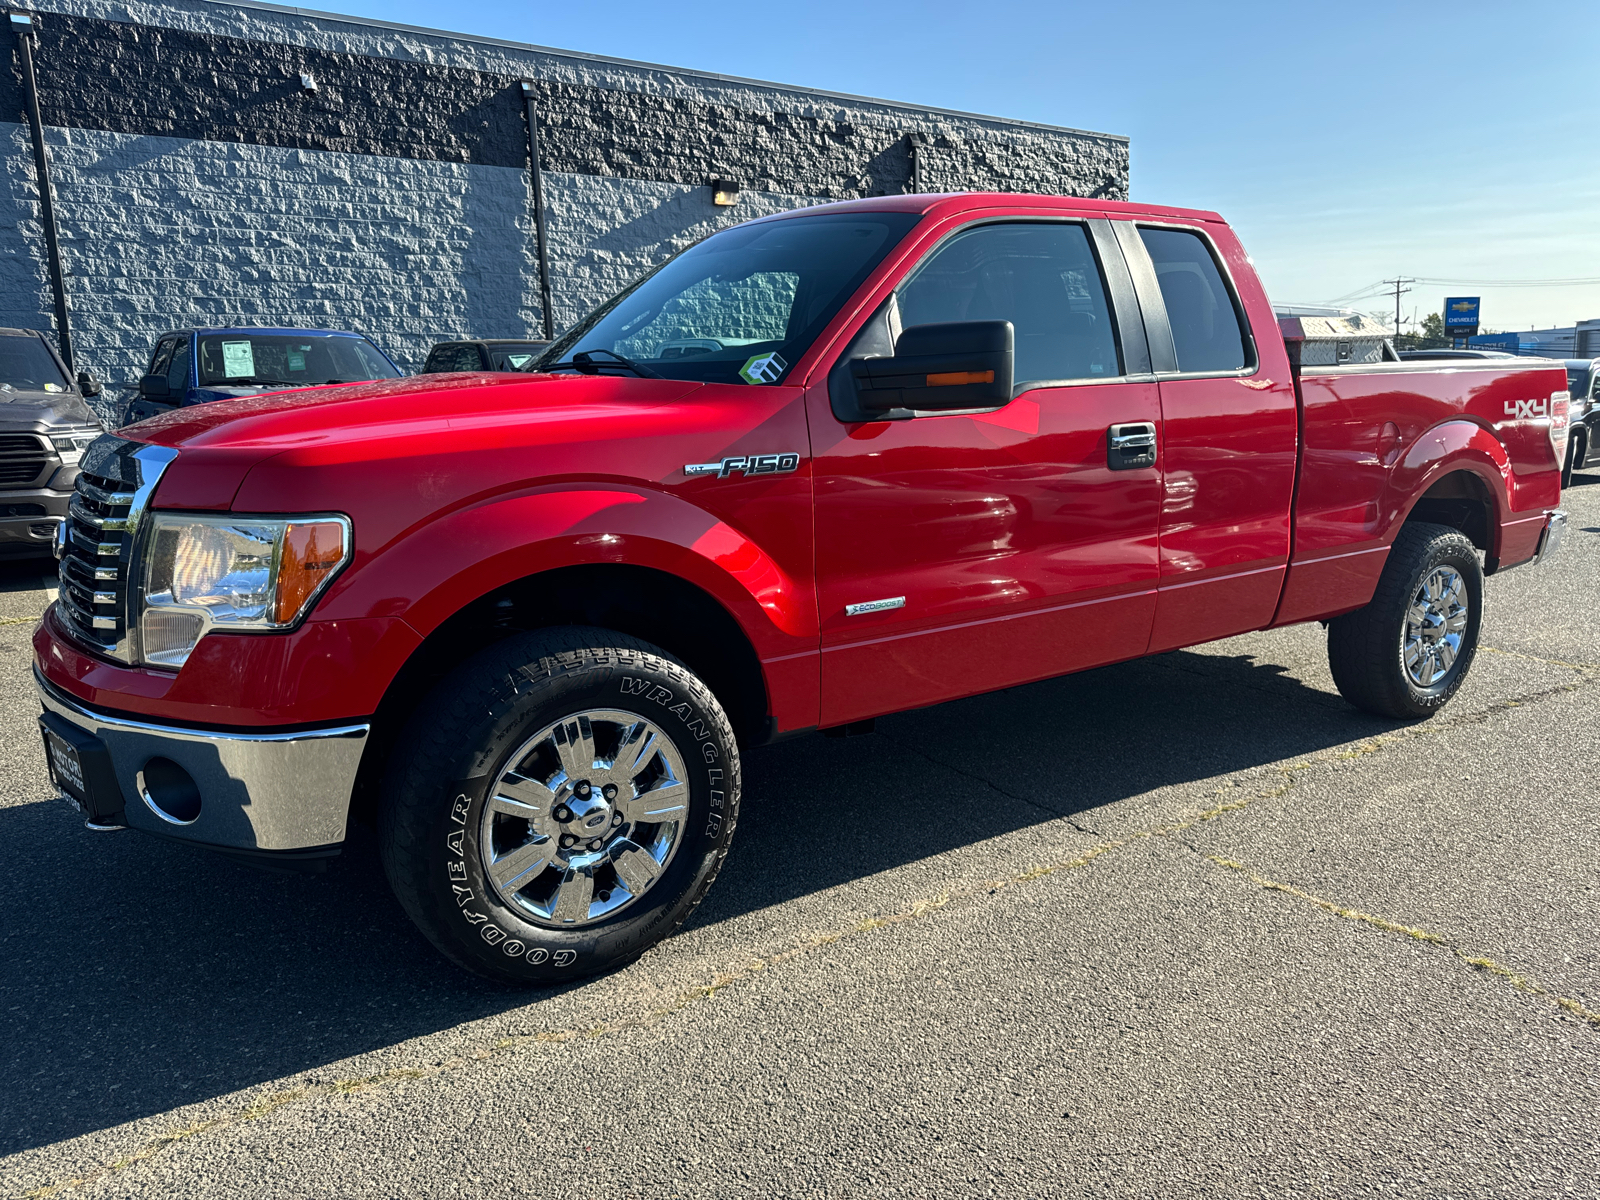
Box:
[139,514,351,668]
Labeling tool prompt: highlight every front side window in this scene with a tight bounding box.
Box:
[148,337,178,380]
[0,334,69,392]
[196,334,401,387]
[534,212,920,385]
[1138,227,1252,374]
[166,337,191,391]
[896,222,1121,386]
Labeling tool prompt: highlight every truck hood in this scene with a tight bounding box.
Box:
[117,371,705,510]
[0,387,98,430]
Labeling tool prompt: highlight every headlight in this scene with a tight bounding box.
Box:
[138,514,352,668]
[50,432,100,465]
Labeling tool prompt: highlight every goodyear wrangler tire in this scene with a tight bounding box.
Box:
[1327,522,1483,720]
[379,627,740,984]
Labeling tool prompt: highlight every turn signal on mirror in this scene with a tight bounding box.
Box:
[926,370,994,387]
[274,520,348,623]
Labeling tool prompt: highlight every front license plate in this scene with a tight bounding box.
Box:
[42,725,90,812]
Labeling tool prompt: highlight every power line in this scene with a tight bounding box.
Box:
[1327,274,1600,305]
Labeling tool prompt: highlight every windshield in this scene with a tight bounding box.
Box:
[533,212,920,385]
[196,334,401,388]
[0,334,70,392]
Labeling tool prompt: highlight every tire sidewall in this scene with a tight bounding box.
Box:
[418,647,736,983]
[1392,536,1482,713]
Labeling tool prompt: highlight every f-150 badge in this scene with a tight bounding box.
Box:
[684,453,802,479]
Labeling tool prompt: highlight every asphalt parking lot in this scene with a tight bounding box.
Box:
[2,474,1597,1199]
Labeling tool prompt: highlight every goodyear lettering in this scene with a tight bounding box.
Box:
[525,947,550,965]
[480,926,506,945]
[452,885,474,907]
[668,702,691,720]
[502,939,525,957]
[706,815,723,837]
[684,717,709,740]
[448,861,467,882]
[647,686,673,705]
[620,677,651,696]
[552,950,578,967]
[446,829,464,856]
[450,794,470,825]
[710,789,724,809]
[709,769,724,786]
[462,910,489,926]
[702,742,719,764]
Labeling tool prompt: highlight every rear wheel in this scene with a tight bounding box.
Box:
[379,627,740,984]
[1327,522,1483,720]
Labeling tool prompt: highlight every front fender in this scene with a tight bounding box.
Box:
[318,484,818,660]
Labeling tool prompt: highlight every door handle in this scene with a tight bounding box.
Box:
[1108,422,1157,470]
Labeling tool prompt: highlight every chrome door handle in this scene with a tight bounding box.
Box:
[1108,422,1157,470]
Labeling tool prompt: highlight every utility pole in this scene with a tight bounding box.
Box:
[1382,278,1414,347]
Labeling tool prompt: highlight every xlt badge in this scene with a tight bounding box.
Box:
[684,453,802,479]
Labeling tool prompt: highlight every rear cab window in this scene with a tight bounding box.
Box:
[424,345,487,373]
[1138,227,1254,374]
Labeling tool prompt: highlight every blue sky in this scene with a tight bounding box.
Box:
[328,0,1598,334]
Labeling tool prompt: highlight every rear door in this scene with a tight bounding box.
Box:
[1113,221,1298,651]
[809,216,1164,726]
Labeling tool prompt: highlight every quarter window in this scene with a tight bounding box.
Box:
[897,223,1121,386]
[1138,227,1251,374]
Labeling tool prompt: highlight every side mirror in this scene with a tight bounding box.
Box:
[138,374,171,401]
[76,370,102,397]
[848,321,1014,420]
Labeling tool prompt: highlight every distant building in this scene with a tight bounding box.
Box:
[1471,320,1600,359]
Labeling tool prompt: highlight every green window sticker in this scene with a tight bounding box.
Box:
[221,340,255,378]
[287,349,307,372]
[739,352,787,385]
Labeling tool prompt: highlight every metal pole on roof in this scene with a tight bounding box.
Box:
[520,81,556,341]
[10,12,74,372]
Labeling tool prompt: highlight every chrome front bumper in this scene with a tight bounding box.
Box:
[1534,509,1568,565]
[35,669,368,852]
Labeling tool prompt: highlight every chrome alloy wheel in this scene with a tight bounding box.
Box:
[1401,566,1469,687]
[479,709,689,927]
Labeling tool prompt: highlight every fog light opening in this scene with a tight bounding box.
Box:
[138,757,202,825]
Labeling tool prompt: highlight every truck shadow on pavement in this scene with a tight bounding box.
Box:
[0,642,1396,1157]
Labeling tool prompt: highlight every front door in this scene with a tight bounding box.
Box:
[810,218,1165,727]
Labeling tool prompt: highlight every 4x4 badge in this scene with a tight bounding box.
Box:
[684,453,802,479]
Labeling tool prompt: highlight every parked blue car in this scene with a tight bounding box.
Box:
[123,327,404,425]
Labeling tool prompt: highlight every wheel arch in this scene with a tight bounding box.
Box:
[1384,421,1512,567]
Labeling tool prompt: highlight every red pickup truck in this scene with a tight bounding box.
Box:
[34,193,1570,982]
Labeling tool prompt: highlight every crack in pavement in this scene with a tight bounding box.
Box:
[17,663,1596,1197]
[1202,854,1600,1029]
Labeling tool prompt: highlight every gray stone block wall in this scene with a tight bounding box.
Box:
[0,0,1128,417]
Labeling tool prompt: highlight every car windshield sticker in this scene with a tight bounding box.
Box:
[222,340,255,378]
[739,352,787,385]
[287,347,308,372]
[506,354,534,368]
[43,382,61,392]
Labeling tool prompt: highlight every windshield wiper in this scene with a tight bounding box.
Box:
[565,349,661,378]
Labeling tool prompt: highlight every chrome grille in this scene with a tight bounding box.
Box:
[53,437,177,663]
[0,433,48,486]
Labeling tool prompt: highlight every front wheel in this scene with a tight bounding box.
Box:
[379,628,740,984]
[1327,522,1483,720]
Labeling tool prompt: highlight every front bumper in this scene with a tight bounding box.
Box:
[35,668,368,853]
[0,483,70,556]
